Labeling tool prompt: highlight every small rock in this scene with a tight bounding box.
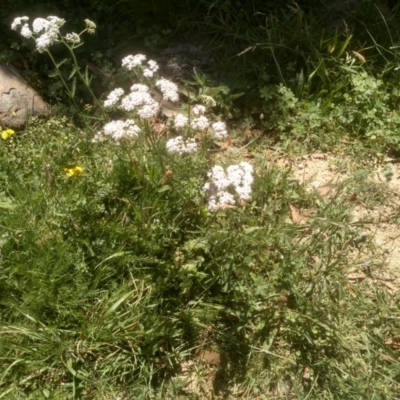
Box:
[297,163,305,169]
[0,62,50,129]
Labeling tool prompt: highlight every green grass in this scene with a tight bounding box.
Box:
[1,2,400,399]
[1,116,400,399]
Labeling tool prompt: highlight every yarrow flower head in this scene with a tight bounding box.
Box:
[226,162,254,200]
[174,113,188,129]
[166,136,197,155]
[32,18,49,33]
[122,54,146,70]
[191,104,206,116]
[11,16,29,31]
[121,90,153,111]
[84,19,96,34]
[103,83,158,118]
[20,24,32,38]
[130,84,149,93]
[155,78,179,102]
[46,16,66,28]
[191,116,209,131]
[104,88,125,107]
[143,59,159,78]
[137,102,159,118]
[203,162,254,211]
[65,32,81,44]
[12,16,66,52]
[211,121,228,139]
[35,32,57,53]
[93,119,140,142]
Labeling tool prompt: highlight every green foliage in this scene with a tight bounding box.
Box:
[1,117,400,398]
[1,2,400,399]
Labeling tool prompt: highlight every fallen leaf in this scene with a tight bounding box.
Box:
[221,137,231,151]
[346,273,366,281]
[289,204,302,224]
[317,186,331,198]
[352,50,366,63]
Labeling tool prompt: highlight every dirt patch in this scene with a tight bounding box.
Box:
[278,153,400,281]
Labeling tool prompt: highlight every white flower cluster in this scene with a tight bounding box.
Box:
[104,83,159,119]
[203,162,254,211]
[121,54,159,78]
[211,121,228,139]
[122,54,146,70]
[192,104,206,116]
[104,88,125,107]
[166,136,197,155]
[11,15,68,53]
[65,32,80,44]
[84,19,96,34]
[191,116,209,130]
[144,60,159,78]
[155,78,179,102]
[190,104,210,131]
[93,119,140,142]
[174,113,189,129]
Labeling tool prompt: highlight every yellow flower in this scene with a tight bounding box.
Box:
[1,129,15,140]
[64,166,83,177]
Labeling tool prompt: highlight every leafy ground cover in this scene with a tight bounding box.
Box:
[1,1,400,399]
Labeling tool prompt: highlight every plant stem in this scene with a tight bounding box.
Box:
[45,49,80,111]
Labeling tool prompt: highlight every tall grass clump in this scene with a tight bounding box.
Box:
[0,12,400,400]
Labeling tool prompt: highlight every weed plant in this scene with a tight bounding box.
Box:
[0,12,400,400]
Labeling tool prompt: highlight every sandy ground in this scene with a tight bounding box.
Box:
[278,152,400,285]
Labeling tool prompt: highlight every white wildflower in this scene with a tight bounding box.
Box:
[122,54,146,70]
[227,162,254,200]
[203,162,254,210]
[191,116,209,130]
[155,78,179,102]
[166,136,197,155]
[174,113,188,129]
[211,121,228,139]
[120,91,153,112]
[30,16,64,52]
[32,18,49,33]
[206,165,231,190]
[65,32,81,44]
[206,191,236,211]
[104,88,124,107]
[47,16,65,28]
[98,119,140,141]
[11,16,29,31]
[143,59,159,78]
[102,120,125,140]
[130,84,149,93]
[84,19,96,34]
[192,104,206,116]
[20,24,32,39]
[137,100,159,118]
[123,119,141,137]
[36,33,56,52]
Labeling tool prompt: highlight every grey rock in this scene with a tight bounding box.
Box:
[0,62,50,129]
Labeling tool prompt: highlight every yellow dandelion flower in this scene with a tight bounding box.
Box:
[1,129,15,140]
[64,166,83,177]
